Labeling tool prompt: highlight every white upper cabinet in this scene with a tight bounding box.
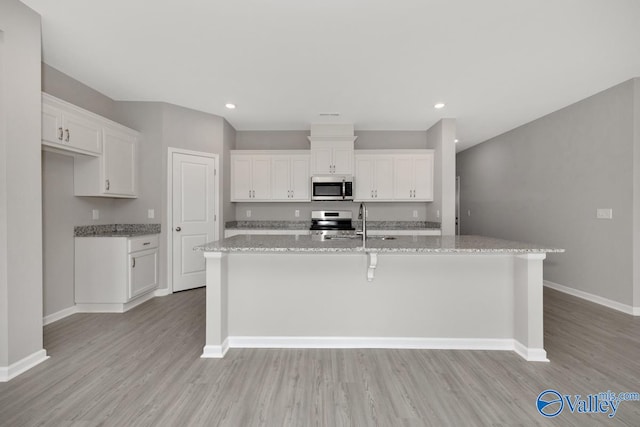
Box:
[231,153,272,201]
[355,155,394,201]
[309,139,355,175]
[42,93,103,156]
[393,151,434,201]
[232,151,310,202]
[356,150,434,202]
[74,125,139,198]
[271,154,310,201]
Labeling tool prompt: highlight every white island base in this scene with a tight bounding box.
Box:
[202,250,548,362]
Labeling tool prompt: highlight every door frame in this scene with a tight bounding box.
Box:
[166,147,220,293]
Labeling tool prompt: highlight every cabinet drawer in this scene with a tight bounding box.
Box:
[128,234,159,252]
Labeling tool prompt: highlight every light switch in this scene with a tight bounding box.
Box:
[148,209,155,219]
[295,210,300,218]
[436,210,440,219]
[92,209,99,220]
[467,210,471,217]
[246,210,251,218]
[413,210,418,218]
[596,208,613,219]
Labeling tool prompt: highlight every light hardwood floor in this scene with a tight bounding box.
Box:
[1,287,639,426]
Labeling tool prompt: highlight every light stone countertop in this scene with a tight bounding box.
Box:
[195,234,564,254]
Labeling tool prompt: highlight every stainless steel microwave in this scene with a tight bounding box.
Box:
[311,175,354,201]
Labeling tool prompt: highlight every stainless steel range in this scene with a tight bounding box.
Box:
[310,210,356,240]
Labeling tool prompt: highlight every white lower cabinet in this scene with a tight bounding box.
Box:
[75,234,159,312]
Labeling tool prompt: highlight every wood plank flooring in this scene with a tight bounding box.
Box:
[1,287,639,426]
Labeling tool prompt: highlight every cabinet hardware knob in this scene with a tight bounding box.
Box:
[58,127,64,141]
[132,258,136,268]
[65,129,70,142]
[175,227,181,232]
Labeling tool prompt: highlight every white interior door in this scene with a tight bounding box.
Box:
[172,152,216,292]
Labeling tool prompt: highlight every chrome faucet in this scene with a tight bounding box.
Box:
[357,202,367,242]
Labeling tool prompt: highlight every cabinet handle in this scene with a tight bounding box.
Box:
[132,257,136,268]
[65,129,70,142]
[253,190,255,198]
[371,190,373,198]
[105,179,110,190]
[143,242,150,246]
[58,127,64,141]
[375,190,378,198]
[249,190,251,198]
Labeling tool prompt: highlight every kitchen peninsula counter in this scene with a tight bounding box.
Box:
[197,235,563,363]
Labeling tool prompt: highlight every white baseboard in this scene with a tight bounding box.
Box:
[201,338,229,358]
[76,291,156,314]
[227,336,515,351]
[544,280,639,316]
[154,288,171,297]
[0,349,49,382]
[43,306,79,326]
[513,341,548,362]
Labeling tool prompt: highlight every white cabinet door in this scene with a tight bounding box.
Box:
[231,156,253,201]
[290,155,310,200]
[41,94,102,156]
[311,146,333,175]
[310,140,354,175]
[333,145,354,175]
[251,156,272,200]
[64,110,103,155]
[129,248,158,299]
[271,156,291,201]
[374,157,394,200]
[413,154,434,201]
[103,126,137,196]
[393,153,434,201]
[394,156,415,201]
[355,157,375,200]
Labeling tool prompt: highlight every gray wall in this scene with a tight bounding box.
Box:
[426,119,456,235]
[234,130,433,222]
[0,0,44,367]
[635,79,640,308]
[457,79,637,306]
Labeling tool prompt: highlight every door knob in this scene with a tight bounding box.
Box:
[175,227,181,232]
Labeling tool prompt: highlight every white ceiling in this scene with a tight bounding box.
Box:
[21,0,640,151]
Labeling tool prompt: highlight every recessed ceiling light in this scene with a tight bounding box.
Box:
[434,103,445,109]
[225,103,236,109]
[454,139,459,143]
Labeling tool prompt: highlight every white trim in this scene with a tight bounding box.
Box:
[76,291,156,313]
[167,148,220,294]
[227,336,515,351]
[0,349,49,382]
[544,280,639,316]
[513,341,549,362]
[43,305,79,325]
[201,338,229,358]
[154,288,171,297]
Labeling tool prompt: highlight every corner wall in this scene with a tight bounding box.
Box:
[426,119,456,235]
[457,79,636,307]
[0,0,45,375]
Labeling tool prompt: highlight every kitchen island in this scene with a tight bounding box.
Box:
[195,235,563,362]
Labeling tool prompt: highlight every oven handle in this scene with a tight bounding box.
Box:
[342,180,346,200]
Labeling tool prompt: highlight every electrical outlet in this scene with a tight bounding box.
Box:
[246,210,251,218]
[413,210,418,218]
[92,209,99,220]
[596,208,613,219]
[467,210,471,217]
[295,210,300,218]
[436,210,440,219]
[148,209,155,219]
